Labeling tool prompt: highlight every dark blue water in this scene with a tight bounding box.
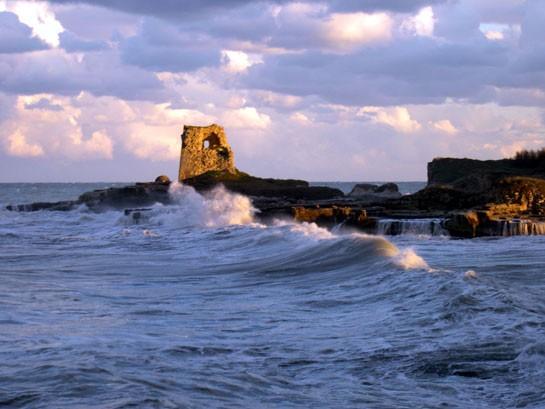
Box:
[1,183,544,408]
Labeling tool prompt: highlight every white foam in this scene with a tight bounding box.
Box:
[156,182,257,228]
[393,248,430,270]
[273,219,335,240]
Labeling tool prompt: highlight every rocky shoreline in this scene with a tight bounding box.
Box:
[6,155,545,238]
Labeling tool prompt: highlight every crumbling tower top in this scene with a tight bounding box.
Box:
[178,124,236,181]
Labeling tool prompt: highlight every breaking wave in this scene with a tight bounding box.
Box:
[3,183,545,408]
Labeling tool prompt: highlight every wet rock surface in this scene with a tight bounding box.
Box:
[183,170,343,200]
[6,181,172,212]
[7,151,545,238]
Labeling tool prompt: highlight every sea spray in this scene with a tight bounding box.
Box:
[152,182,257,228]
[139,183,431,272]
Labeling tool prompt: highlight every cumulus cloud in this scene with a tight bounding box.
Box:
[0,11,49,53]
[2,0,545,182]
[290,111,311,125]
[1,0,64,47]
[322,12,393,50]
[359,106,422,133]
[221,50,261,73]
[1,94,115,160]
[222,107,271,129]
[432,119,458,134]
[5,129,44,157]
[401,6,435,37]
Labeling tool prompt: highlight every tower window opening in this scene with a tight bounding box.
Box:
[203,133,220,149]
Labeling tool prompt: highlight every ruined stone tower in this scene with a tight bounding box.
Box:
[178,124,236,181]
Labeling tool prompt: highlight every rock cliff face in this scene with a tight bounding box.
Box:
[427,157,545,189]
[178,124,235,181]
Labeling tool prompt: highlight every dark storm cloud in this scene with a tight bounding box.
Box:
[59,31,109,52]
[328,0,448,13]
[0,50,168,101]
[0,12,49,54]
[24,97,64,111]
[14,0,545,107]
[241,37,512,106]
[119,18,221,72]
[46,0,447,16]
[45,0,284,19]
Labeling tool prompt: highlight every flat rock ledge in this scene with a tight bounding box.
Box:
[7,168,545,238]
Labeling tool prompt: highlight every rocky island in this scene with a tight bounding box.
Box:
[6,124,545,238]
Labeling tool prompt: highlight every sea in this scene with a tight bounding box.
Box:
[1,182,545,409]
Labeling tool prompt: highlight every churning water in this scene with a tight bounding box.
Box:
[1,183,545,408]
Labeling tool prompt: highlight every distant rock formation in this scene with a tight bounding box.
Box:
[348,183,401,201]
[178,124,235,181]
[427,157,545,191]
[6,179,172,212]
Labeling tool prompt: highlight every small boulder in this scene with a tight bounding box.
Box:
[155,175,171,185]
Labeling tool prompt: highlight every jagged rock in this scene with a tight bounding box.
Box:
[443,211,480,238]
[293,206,374,229]
[178,124,235,180]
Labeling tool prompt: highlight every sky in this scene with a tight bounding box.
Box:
[0,0,544,182]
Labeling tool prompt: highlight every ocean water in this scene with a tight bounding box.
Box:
[1,183,545,408]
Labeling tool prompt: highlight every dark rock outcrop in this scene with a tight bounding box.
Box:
[428,157,545,190]
[348,182,401,201]
[6,180,172,212]
[292,206,374,229]
[183,170,343,200]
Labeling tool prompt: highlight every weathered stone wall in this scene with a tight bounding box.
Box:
[178,124,236,181]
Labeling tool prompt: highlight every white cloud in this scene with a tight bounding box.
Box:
[322,12,392,50]
[479,23,511,41]
[401,6,435,37]
[76,130,113,159]
[290,112,311,125]
[226,95,247,109]
[222,107,271,129]
[484,30,504,40]
[254,91,302,109]
[0,0,64,47]
[221,50,259,73]
[5,129,44,157]
[359,106,421,133]
[1,95,114,159]
[122,103,214,161]
[432,119,458,135]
